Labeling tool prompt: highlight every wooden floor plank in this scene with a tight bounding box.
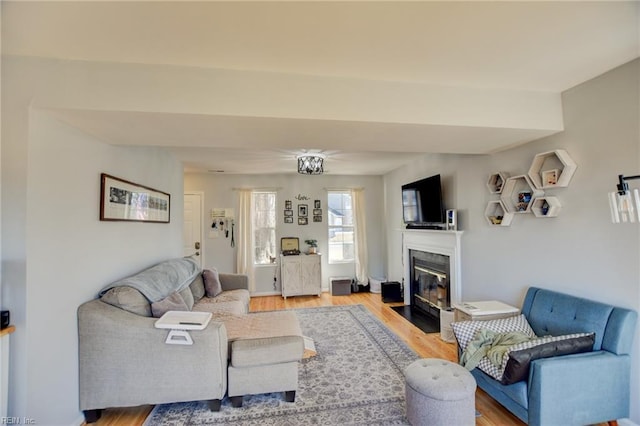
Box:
[90,291,602,426]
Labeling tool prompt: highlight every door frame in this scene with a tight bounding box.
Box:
[184,191,205,268]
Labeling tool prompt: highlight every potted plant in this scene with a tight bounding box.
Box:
[305,239,318,254]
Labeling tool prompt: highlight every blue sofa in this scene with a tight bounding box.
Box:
[469,287,637,426]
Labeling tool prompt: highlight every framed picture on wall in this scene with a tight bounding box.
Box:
[298,217,308,225]
[313,209,322,216]
[313,215,322,222]
[284,209,293,217]
[284,217,294,224]
[285,200,292,209]
[298,204,308,217]
[314,200,321,209]
[100,173,170,223]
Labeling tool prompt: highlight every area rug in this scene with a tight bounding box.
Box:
[143,304,419,425]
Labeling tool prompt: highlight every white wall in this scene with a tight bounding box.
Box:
[1,60,183,423]
[184,173,385,294]
[384,59,640,423]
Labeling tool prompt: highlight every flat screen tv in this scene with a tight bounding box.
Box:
[402,174,445,228]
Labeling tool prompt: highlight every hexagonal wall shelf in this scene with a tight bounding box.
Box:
[531,196,561,218]
[527,149,577,189]
[500,175,543,214]
[487,172,509,194]
[484,200,514,226]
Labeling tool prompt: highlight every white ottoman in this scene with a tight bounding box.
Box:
[404,358,476,426]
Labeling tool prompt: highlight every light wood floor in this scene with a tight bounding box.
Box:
[90,292,528,425]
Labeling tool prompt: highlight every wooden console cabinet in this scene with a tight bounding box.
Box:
[280,254,321,299]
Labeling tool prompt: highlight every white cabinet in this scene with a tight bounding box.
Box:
[280,254,321,299]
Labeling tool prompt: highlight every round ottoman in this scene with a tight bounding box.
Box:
[404,358,477,426]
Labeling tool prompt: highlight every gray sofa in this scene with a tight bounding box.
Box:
[78,257,255,423]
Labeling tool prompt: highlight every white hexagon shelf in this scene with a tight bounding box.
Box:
[527,149,577,189]
[485,200,514,226]
[500,175,543,214]
[531,196,561,218]
[487,172,509,194]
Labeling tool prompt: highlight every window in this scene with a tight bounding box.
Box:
[253,191,276,265]
[327,191,354,263]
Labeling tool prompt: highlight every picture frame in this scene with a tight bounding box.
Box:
[298,204,308,217]
[541,169,559,186]
[284,217,294,224]
[100,173,170,223]
[313,208,322,216]
[314,200,321,209]
[284,209,293,217]
[285,200,292,210]
[313,215,322,223]
[298,217,308,225]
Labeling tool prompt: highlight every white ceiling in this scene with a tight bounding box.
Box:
[3,1,639,175]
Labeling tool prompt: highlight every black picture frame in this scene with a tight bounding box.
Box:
[298,204,308,217]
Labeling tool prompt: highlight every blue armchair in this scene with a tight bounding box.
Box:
[469,287,637,426]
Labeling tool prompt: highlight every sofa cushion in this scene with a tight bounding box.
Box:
[500,332,595,384]
[469,332,595,384]
[193,298,247,316]
[189,274,206,301]
[203,268,223,297]
[452,314,536,352]
[151,291,189,318]
[100,286,151,317]
[214,289,250,310]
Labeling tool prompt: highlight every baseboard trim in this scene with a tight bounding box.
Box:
[620,418,638,426]
[251,291,282,297]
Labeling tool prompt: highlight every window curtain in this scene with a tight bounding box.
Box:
[352,188,368,284]
[236,189,255,292]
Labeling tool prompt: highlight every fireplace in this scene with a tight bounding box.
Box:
[402,229,462,311]
[410,249,450,319]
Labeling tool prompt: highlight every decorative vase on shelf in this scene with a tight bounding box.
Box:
[309,247,317,255]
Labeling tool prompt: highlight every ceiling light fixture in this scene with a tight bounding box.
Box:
[297,155,324,175]
[609,174,640,223]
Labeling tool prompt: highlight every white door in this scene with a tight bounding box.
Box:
[184,192,203,268]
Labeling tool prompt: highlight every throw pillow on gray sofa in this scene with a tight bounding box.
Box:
[190,274,206,301]
[100,286,152,317]
[203,268,223,297]
[151,291,189,318]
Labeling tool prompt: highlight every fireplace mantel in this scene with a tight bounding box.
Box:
[402,230,463,306]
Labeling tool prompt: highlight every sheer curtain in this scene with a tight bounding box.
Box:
[352,188,368,284]
[236,189,255,292]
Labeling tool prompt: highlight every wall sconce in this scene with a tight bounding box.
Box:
[297,155,324,175]
[609,174,640,223]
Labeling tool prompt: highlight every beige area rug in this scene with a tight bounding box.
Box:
[143,304,419,425]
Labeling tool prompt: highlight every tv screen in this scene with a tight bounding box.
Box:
[402,174,445,227]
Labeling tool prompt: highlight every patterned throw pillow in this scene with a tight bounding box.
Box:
[451,314,536,352]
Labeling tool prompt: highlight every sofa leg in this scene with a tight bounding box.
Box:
[284,390,296,402]
[83,409,103,423]
[230,395,243,407]
[209,399,222,412]
[608,421,618,426]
